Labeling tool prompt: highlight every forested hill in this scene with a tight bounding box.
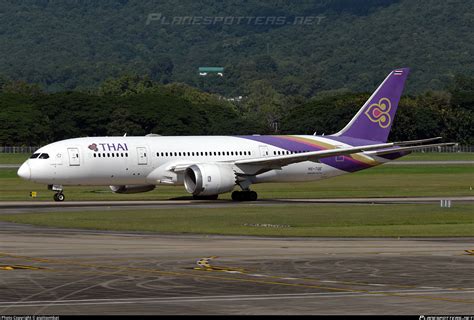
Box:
[0,0,472,96]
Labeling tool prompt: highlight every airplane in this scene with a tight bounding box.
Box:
[17,68,455,202]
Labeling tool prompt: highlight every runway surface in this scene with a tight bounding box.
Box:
[0,221,473,315]
[0,196,473,214]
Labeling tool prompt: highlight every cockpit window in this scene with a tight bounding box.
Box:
[39,153,50,159]
[30,153,40,159]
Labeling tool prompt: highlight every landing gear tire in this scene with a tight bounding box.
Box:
[232,191,258,202]
[231,191,241,201]
[193,194,219,200]
[249,191,257,201]
[53,193,65,202]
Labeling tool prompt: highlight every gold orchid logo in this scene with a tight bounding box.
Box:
[364,97,392,128]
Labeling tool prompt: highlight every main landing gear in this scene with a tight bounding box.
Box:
[231,190,258,201]
[48,184,65,202]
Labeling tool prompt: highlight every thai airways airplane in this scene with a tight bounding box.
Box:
[17,68,454,201]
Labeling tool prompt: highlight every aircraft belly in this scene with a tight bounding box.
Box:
[253,161,344,183]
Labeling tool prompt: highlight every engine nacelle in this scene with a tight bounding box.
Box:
[109,185,155,194]
[184,164,236,196]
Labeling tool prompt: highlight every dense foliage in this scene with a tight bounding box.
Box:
[0,75,472,146]
[0,1,472,146]
[0,0,472,96]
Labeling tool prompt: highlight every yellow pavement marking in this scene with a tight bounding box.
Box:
[195,256,246,273]
[0,264,45,270]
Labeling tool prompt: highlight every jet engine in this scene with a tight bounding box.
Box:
[109,185,156,194]
[183,164,236,196]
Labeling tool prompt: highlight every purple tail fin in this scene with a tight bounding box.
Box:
[333,68,410,142]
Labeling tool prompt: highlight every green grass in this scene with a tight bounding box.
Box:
[0,153,30,164]
[0,204,472,237]
[398,152,474,161]
[1,164,473,201]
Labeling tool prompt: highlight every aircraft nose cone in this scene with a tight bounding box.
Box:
[17,162,31,180]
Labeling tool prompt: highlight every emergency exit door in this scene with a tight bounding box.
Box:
[137,147,148,165]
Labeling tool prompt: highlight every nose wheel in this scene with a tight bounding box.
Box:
[49,184,65,202]
[53,192,65,202]
[231,190,258,201]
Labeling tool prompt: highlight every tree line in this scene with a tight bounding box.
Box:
[0,74,472,146]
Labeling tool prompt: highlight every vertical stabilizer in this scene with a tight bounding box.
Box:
[333,68,410,142]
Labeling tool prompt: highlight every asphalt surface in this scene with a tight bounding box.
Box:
[0,222,473,315]
[0,197,473,214]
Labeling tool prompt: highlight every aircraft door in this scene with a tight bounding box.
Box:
[137,147,148,165]
[67,148,80,166]
[259,146,269,157]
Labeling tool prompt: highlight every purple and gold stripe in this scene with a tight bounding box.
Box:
[237,135,381,173]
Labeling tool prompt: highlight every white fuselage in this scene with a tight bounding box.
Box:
[18,135,388,189]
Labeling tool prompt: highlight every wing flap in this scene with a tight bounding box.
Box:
[364,142,457,157]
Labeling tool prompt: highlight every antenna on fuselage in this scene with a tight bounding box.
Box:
[123,133,127,137]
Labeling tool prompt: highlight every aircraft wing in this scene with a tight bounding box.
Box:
[233,137,451,175]
[363,142,457,157]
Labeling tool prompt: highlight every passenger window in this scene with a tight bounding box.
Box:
[112,153,115,157]
[94,153,96,158]
[125,153,128,157]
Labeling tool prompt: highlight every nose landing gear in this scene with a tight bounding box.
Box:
[48,184,65,202]
[53,192,65,202]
